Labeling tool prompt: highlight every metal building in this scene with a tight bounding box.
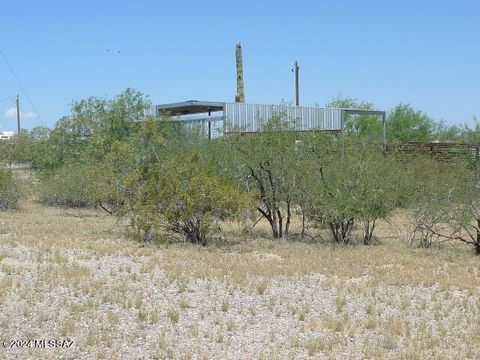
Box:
[147,100,386,143]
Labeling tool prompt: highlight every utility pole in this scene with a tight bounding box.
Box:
[294,61,300,106]
[16,94,20,133]
[235,43,245,103]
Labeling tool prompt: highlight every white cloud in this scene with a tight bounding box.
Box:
[4,107,38,120]
[4,108,16,118]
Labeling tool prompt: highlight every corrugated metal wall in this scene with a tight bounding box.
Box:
[223,102,343,133]
[147,102,344,138]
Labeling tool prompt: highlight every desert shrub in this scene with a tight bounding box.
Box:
[220,116,305,239]
[301,137,408,244]
[406,158,480,254]
[38,164,95,207]
[0,131,35,166]
[32,89,165,209]
[0,168,20,210]
[24,89,152,173]
[81,141,134,214]
[81,119,252,244]
[83,118,188,214]
[121,152,253,244]
[209,121,408,243]
[406,158,449,248]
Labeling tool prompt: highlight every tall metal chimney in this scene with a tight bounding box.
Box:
[235,43,245,103]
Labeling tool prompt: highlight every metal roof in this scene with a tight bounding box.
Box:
[155,100,224,115]
[343,109,385,116]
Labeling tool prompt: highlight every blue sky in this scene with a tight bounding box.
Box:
[0,0,478,131]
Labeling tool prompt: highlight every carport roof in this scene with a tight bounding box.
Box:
[155,100,224,115]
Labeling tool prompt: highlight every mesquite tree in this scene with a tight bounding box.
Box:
[301,136,406,244]
[407,158,480,255]
[92,120,254,245]
[121,151,253,245]
[224,116,303,239]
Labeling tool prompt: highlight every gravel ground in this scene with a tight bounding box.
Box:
[1,205,480,359]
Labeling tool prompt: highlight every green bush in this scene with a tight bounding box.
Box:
[221,116,303,239]
[121,153,253,245]
[301,138,408,244]
[38,164,95,207]
[0,168,20,211]
[406,158,480,254]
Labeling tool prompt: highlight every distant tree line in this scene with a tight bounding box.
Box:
[327,95,480,143]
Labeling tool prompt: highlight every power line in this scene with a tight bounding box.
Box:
[0,83,16,103]
[0,49,43,122]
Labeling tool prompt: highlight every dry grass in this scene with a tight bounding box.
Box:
[163,215,480,292]
[0,199,480,359]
